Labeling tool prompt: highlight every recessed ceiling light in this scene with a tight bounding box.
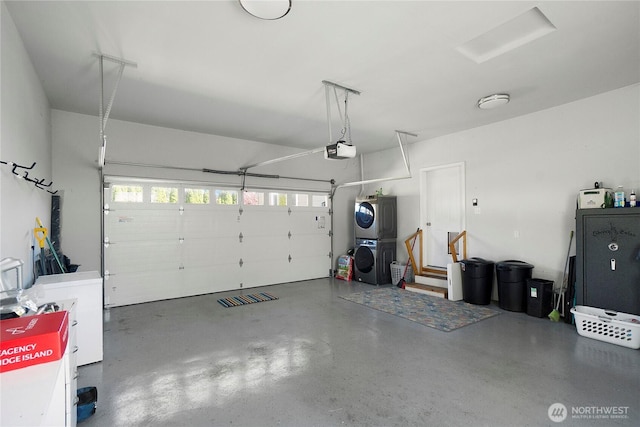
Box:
[477,94,510,109]
[239,0,291,20]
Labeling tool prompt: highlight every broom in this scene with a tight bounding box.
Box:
[397,228,419,289]
[549,230,574,321]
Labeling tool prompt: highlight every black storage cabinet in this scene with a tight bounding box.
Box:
[460,257,495,305]
[576,209,640,316]
[496,260,534,312]
[526,278,554,318]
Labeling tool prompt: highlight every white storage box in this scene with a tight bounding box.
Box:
[447,262,463,301]
[578,188,611,209]
[570,305,640,349]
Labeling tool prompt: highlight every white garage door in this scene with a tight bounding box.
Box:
[103,179,331,307]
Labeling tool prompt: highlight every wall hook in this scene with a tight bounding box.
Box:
[35,178,53,189]
[11,161,37,175]
[2,159,58,195]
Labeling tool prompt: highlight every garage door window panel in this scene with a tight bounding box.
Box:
[185,188,211,204]
[312,195,328,207]
[111,185,143,203]
[269,192,288,206]
[243,191,264,206]
[215,189,238,205]
[151,186,178,204]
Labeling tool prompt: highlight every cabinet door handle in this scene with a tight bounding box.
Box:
[72,320,78,327]
[73,346,79,354]
[610,258,616,271]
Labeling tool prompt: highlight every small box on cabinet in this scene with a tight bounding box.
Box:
[578,188,612,209]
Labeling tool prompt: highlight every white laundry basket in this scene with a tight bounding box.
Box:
[570,306,640,349]
[390,261,414,286]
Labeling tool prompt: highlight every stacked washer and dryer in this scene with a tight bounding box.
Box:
[353,196,397,285]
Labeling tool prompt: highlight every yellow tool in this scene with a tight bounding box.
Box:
[34,225,48,274]
[34,217,66,274]
[34,226,47,248]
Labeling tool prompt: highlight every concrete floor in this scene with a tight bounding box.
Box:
[79,279,639,427]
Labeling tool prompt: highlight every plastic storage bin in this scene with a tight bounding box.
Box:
[460,257,494,305]
[570,306,640,349]
[526,278,554,318]
[496,260,534,312]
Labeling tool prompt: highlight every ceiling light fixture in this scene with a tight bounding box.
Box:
[239,0,291,20]
[477,93,510,110]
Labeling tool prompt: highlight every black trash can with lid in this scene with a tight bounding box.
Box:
[496,260,534,312]
[460,257,494,305]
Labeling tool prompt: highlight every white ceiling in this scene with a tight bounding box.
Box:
[6,1,640,154]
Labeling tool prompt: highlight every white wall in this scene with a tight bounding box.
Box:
[362,84,640,290]
[51,110,362,273]
[1,2,52,286]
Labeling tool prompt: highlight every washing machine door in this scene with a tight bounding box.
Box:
[354,245,375,273]
[355,201,375,230]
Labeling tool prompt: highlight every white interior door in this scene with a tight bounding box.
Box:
[420,163,465,269]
